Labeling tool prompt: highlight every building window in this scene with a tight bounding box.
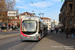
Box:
[25,13,27,15]
[49,25,51,26]
[70,18,72,26]
[47,20,48,22]
[69,4,73,13]
[45,20,47,22]
[47,23,48,25]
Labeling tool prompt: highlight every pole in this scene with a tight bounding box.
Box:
[7,18,8,31]
[54,19,55,28]
[39,13,44,17]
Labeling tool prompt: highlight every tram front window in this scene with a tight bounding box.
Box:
[22,20,36,32]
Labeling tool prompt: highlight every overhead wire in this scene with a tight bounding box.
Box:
[17,0,63,16]
[47,2,62,8]
[30,0,41,13]
[46,4,61,12]
[30,0,62,13]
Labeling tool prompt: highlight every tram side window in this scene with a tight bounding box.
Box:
[39,22,43,33]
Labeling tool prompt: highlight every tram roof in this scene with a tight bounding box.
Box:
[22,17,45,25]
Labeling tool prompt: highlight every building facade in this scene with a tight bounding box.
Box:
[40,17,51,30]
[51,20,58,28]
[19,12,36,19]
[8,19,20,26]
[59,0,75,28]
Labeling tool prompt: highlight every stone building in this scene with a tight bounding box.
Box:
[59,0,75,28]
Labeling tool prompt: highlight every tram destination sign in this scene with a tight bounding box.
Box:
[23,21,35,23]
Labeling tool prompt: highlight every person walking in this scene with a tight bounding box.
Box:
[55,27,58,34]
[71,27,75,38]
[59,28,61,33]
[65,27,69,39]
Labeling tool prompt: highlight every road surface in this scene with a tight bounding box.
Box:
[0,31,20,35]
[0,36,38,50]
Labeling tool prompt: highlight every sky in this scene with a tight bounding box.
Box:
[15,0,64,22]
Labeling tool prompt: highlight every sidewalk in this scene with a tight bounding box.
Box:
[0,33,20,40]
[33,33,75,50]
[0,30,19,32]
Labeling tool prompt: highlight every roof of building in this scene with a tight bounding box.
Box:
[55,21,57,23]
[10,19,20,21]
[21,12,34,15]
[40,17,51,20]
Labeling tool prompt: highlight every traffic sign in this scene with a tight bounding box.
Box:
[7,11,17,16]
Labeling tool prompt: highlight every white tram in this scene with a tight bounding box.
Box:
[20,17,48,41]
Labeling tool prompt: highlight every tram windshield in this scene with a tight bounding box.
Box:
[22,20,36,32]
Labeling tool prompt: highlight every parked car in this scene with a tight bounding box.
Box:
[15,28,20,31]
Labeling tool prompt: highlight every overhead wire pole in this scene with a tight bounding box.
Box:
[39,13,44,17]
[7,10,9,31]
[54,19,55,28]
[7,18,8,31]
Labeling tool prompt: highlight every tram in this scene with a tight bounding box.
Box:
[20,17,48,41]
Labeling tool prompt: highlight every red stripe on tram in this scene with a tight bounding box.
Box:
[20,18,30,37]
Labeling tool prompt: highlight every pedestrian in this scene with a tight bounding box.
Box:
[59,28,61,33]
[55,27,58,34]
[65,27,69,39]
[51,28,54,34]
[61,28,64,33]
[71,27,75,38]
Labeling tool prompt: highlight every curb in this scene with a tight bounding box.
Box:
[32,33,49,50]
[0,33,20,40]
[32,38,44,50]
[0,31,16,32]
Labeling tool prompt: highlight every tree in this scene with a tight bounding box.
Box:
[5,0,16,11]
[0,0,16,23]
[0,0,7,22]
[0,0,6,11]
